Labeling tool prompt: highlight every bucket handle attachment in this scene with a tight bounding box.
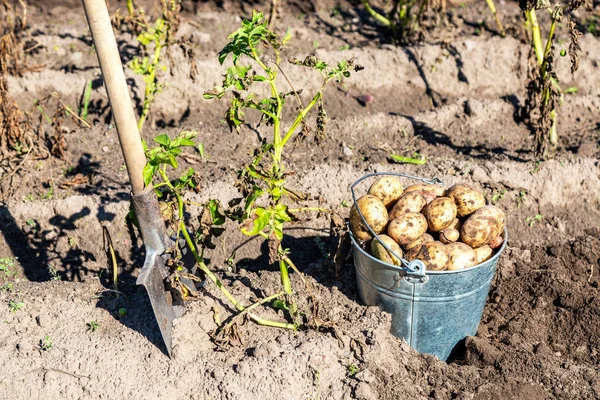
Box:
[350,172,444,284]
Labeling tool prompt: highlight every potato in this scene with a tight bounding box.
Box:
[371,235,403,266]
[422,197,458,232]
[404,184,445,197]
[447,218,463,231]
[413,241,449,271]
[350,195,388,241]
[404,233,434,251]
[368,177,404,208]
[488,234,504,250]
[474,245,493,264]
[389,191,428,220]
[439,228,459,244]
[387,212,428,245]
[445,242,476,270]
[460,205,506,248]
[446,184,486,217]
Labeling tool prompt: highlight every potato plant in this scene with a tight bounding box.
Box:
[361,0,505,43]
[141,130,296,332]
[204,11,360,324]
[520,0,584,159]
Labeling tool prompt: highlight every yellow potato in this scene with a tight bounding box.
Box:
[447,218,463,231]
[404,233,434,252]
[446,184,486,217]
[422,197,458,232]
[439,228,459,244]
[387,212,428,245]
[404,184,445,197]
[350,195,388,241]
[413,241,449,271]
[445,242,476,270]
[371,234,403,266]
[368,177,404,208]
[460,205,505,248]
[488,234,504,250]
[389,191,428,220]
[474,245,493,264]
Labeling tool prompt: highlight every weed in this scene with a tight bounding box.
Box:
[48,264,61,281]
[87,321,100,332]
[347,364,359,376]
[526,214,543,227]
[79,79,93,122]
[8,299,23,312]
[516,190,527,207]
[492,190,507,203]
[40,335,53,351]
[0,257,16,276]
[0,283,13,291]
[22,193,34,202]
[204,11,359,327]
[521,0,585,159]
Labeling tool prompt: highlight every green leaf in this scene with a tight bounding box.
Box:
[137,32,154,46]
[142,164,157,187]
[198,142,205,158]
[241,207,271,236]
[207,199,226,226]
[153,134,171,147]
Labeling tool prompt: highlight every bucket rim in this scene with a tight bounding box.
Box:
[349,227,508,275]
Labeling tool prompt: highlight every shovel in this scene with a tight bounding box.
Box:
[82,0,176,356]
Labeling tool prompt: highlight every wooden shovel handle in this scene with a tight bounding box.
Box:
[82,0,148,194]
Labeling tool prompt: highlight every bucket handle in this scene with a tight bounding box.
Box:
[350,172,444,283]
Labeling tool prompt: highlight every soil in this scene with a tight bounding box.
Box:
[1,0,600,399]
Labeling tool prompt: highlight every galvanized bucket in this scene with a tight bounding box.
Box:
[350,172,507,361]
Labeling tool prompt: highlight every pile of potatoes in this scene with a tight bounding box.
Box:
[350,177,506,271]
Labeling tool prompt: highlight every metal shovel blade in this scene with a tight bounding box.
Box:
[131,190,176,357]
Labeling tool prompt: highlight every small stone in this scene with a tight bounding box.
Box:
[342,144,354,158]
[102,146,109,153]
[471,166,488,182]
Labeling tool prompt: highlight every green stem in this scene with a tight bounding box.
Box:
[276,91,322,162]
[279,255,297,317]
[180,220,296,329]
[527,9,544,65]
[362,0,391,26]
[137,37,163,131]
[485,0,506,36]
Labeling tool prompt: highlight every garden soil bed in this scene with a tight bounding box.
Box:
[1,1,599,399]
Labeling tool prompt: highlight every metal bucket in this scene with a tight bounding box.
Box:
[350,172,507,361]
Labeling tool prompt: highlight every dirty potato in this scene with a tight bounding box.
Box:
[389,191,428,220]
[350,195,388,241]
[404,233,434,252]
[460,205,506,248]
[414,241,449,271]
[422,197,458,232]
[447,217,463,231]
[488,234,505,250]
[445,242,476,270]
[446,184,486,217]
[404,184,445,197]
[368,176,404,208]
[371,234,403,265]
[474,245,493,264]
[387,212,428,245]
[439,228,459,244]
